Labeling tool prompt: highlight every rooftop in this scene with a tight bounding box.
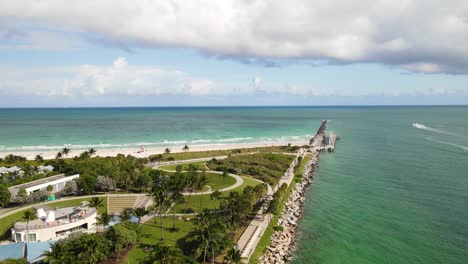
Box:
[8,173,77,190]
[14,206,96,231]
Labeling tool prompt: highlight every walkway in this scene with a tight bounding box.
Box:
[236,148,307,261]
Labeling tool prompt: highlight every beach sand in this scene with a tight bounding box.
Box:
[0,141,308,160]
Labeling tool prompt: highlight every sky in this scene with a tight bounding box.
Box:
[1,0,468,107]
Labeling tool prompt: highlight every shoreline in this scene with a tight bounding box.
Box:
[0,141,308,160]
[259,150,320,263]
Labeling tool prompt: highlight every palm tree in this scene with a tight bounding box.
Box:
[170,191,184,230]
[210,190,222,211]
[153,189,168,240]
[196,209,212,263]
[182,145,189,152]
[120,209,132,221]
[224,248,244,264]
[46,185,54,195]
[88,148,97,156]
[23,211,35,243]
[164,148,171,154]
[149,243,184,264]
[55,152,62,159]
[89,197,103,208]
[34,154,44,163]
[61,147,70,157]
[133,207,147,223]
[96,212,113,230]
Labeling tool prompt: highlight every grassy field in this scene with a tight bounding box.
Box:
[295,153,312,177]
[157,161,207,171]
[124,216,196,264]
[125,176,264,263]
[207,153,296,186]
[0,196,108,240]
[150,145,299,161]
[158,171,237,192]
[174,176,262,214]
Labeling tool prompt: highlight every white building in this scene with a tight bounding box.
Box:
[11,203,97,242]
[0,166,23,175]
[8,174,79,196]
[37,165,54,174]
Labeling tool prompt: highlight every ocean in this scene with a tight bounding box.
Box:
[1,106,467,263]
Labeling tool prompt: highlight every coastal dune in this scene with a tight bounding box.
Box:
[0,141,308,160]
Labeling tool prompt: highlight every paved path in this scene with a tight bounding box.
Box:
[236,148,307,261]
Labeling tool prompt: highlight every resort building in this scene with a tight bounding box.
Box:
[8,173,79,196]
[37,165,54,173]
[11,203,97,243]
[0,166,23,175]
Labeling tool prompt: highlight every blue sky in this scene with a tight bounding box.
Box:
[1,1,468,106]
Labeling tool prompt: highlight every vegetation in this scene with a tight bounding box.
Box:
[157,161,207,171]
[249,163,307,263]
[148,145,299,162]
[0,259,28,264]
[44,221,139,264]
[0,184,11,208]
[207,153,295,186]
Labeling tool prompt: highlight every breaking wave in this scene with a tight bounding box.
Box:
[0,134,311,152]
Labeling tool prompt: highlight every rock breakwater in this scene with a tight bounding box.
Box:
[259,151,320,264]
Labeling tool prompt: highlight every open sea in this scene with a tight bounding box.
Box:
[1,106,468,263]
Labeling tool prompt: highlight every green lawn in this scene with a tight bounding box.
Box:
[296,153,312,177]
[157,161,207,171]
[0,196,108,240]
[150,145,299,161]
[207,153,296,186]
[124,216,196,264]
[174,176,262,214]
[158,171,237,192]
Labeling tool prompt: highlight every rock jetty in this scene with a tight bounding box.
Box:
[259,151,320,264]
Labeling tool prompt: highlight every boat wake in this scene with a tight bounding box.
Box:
[425,137,468,151]
[412,123,467,138]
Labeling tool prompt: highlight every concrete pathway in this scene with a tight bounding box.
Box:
[236,148,307,261]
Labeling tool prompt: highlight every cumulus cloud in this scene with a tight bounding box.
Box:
[1,0,468,73]
[0,57,222,97]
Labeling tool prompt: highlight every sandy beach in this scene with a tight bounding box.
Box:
[0,141,308,160]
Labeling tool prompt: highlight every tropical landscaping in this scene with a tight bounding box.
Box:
[0,146,303,263]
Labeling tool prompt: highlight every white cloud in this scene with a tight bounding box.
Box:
[1,1,468,73]
[0,57,221,97]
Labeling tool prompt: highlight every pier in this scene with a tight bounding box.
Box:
[310,120,339,152]
[238,121,340,263]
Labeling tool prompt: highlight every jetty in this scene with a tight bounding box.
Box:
[256,120,340,263]
[237,120,340,263]
[310,120,339,152]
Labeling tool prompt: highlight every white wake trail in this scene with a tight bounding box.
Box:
[412,123,467,138]
[425,137,468,151]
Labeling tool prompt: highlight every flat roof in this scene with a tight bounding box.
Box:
[8,173,78,191]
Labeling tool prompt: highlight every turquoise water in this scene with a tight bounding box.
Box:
[0,107,320,151]
[1,106,467,263]
[293,107,468,264]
